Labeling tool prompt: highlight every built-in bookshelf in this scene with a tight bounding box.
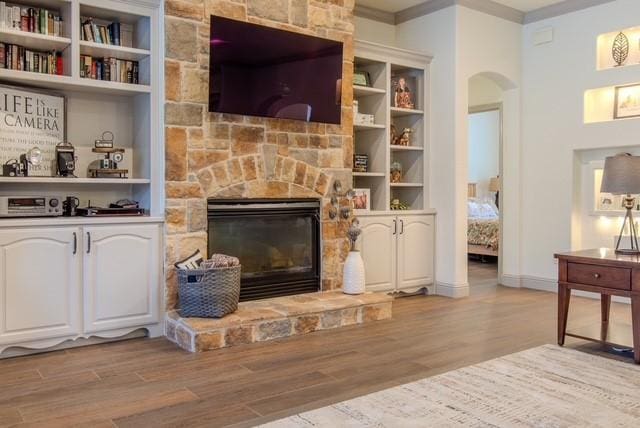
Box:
[584,26,640,125]
[353,40,431,213]
[0,0,162,222]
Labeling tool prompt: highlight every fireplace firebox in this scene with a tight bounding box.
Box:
[207,199,321,301]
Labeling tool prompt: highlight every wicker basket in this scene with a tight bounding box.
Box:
[177,265,241,318]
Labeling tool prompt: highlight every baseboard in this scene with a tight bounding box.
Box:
[500,274,521,288]
[436,282,470,298]
[506,274,631,304]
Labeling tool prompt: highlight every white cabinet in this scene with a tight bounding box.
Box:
[83,224,160,333]
[359,216,396,292]
[0,222,162,354]
[360,214,435,293]
[397,216,435,291]
[0,228,81,346]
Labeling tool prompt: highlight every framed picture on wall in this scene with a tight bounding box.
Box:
[351,188,371,213]
[353,70,371,87]
[614,83,640,119]
[0,84,67,177]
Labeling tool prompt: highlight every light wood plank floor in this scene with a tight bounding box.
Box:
[0,267,633,427]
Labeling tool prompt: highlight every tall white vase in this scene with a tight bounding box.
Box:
[343,250,365,295]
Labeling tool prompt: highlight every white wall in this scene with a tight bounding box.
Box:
[394,7,463,295]
[391,6,522,296]
[468,110,500,200]
[354,16,396,46]
[521,0,640,286]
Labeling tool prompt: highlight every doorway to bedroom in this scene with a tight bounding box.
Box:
[467,88,502,286]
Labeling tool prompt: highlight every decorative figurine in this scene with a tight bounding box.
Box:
[394,128,412,146]
[390,199,409,210]
[391,160,403,183]
[393,77,414,109]
[612,32,629,67]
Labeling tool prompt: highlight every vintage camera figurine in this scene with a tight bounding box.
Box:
[56,142,76,177]
[88,131,128,179]
[2,159,26,177]
[94,131,114,149]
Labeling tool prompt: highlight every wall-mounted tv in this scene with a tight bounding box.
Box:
[209,16,343,125]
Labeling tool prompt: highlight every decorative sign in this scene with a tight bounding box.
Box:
[0,85,66,176]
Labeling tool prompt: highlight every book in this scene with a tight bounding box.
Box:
[1,42,62,75]
[83,19,94,42]
[80,54,139,84]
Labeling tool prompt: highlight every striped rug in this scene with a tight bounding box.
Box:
[260,345,640,427]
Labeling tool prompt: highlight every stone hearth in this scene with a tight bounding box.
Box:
[166,291,392,352]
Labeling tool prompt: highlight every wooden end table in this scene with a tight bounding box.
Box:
[555,249,640,364]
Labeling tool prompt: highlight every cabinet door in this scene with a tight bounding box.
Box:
[83,224,160,333]
[0,227,81,346]
[397,215,435,292]
[359,216,397,292]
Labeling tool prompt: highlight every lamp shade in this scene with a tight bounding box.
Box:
[488,177,500,192]
[601,154,640,195]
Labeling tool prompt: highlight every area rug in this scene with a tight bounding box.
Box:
[260,345,640,427]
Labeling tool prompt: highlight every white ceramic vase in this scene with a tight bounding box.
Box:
[343,250,365,295]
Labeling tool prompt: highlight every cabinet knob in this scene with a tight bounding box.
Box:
[594,273,601,279]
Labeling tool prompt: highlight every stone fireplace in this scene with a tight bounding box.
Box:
[164,0,356,312]
[208,198,321,301]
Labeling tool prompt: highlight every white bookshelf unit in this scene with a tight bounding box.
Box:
[354,41,436,296]
[353,40,431,213]
[0,0,163,357]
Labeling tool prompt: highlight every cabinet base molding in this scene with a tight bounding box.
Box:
[436,282,470,298]
[0,324,162,358]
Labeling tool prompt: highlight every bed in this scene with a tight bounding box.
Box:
[467,196,499,257]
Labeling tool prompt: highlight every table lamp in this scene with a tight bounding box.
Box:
[489,176,500,208]
[600,153,640,254]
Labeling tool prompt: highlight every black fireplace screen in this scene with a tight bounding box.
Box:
[208,199,321,301]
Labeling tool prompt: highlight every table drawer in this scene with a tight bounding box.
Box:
[567,262,631,290]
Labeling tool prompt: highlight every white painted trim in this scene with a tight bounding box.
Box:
[355,0,615,27]
[355,39,433,65]
[354,5,395,25]
[523,0,616,24]
[500,273,521,288]
[436,281,470,298]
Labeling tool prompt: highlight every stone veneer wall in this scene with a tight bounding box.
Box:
[164,0,355,310]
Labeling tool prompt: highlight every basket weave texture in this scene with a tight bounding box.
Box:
[177,265,241,318]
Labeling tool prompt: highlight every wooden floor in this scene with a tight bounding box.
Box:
[0,265,634,427]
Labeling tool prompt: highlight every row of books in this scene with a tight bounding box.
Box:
[80,55,139,84]
[0,43,63,75]
[81,18,133,48]
[0,2,63,37]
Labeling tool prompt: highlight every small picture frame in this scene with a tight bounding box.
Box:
[353,70,371,87]
[614,83,640,119]
[353,154,368,173]
[351,188,371,213]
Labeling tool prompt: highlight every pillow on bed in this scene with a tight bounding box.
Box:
[468,200,481,217]
[476,202,498,219]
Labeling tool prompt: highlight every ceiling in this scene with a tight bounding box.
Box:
[356,0,566,13]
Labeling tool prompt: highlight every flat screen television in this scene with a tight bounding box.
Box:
[209,16,343,124]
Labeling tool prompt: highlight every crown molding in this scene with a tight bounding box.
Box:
[395,0,455,24]
[354,4,395,25]
[458,0,524,24]
[523,0,616,24]
[355,0,614,26]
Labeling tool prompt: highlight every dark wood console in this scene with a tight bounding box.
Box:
[555,249,640,364]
